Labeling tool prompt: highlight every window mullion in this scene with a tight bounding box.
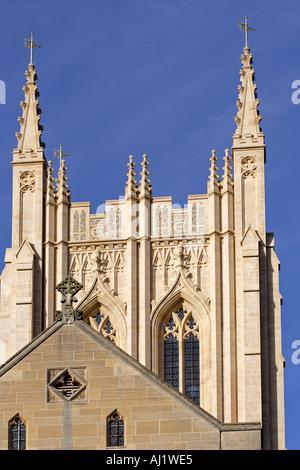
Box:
[179,327,184,394]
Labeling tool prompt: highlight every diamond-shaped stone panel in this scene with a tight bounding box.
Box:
[47,368,87,402]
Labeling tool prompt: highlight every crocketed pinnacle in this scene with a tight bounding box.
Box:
[207,150,220,193]
[15,62,45,154]
[220,149,233,192]
[126,155,137,197]
[139,154,152,195]
[46,160,55,202]
[55,159,70,201]
[234,45,263,140]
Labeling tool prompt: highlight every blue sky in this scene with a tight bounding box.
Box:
[0,0,299,450]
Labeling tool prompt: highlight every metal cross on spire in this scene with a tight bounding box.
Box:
[53,143,70,167]
[238,16,255,47]
[24,33,41,64]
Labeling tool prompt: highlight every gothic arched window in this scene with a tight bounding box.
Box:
[184,332,200,405]
[87,311,117,344]
[164,334,179,390]
[107,411,124,447]
[163,308,200,405]
[9,414,26,450]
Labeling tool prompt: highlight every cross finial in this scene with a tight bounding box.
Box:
[56,272,83,299]
[53,143,70,167]
[238,16,255,48]
[24,33,41,64]
[55,273,83,323]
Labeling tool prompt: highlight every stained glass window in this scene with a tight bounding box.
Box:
[164,334,179,390]
[175,307,186,321]
[93,312,105,325]
[107,413,124,447]
[87,311,104,326]
[184,333,200,405]
[10,417,26,450]
[87,312,116,343]
[104,320,113,335]
[166,317,176,331]
[186,315,196,330]
[163,310,200,404]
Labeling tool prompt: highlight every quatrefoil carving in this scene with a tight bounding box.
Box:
[20,170,35,193]
[241,156,256,179]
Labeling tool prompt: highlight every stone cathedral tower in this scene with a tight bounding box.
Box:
[0,39,285,450]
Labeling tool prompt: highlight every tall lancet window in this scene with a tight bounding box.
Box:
[163,308,200,405]
[164,332,179,390]
[184,327,200,405]
[107,411,125,447]
[9,414,26,450]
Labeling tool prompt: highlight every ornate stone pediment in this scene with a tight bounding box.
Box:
[150,264,211,329]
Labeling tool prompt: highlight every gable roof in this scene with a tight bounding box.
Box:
[0,316,221,430]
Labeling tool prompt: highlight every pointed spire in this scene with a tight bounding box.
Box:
[207,150,220,193]
[220,149,234,192]
[233,43,264,141]
[55,159,70,202]
[126,155,137,197]
[139,154,152,196]
[15,62,45,156]
[46,160,55,202]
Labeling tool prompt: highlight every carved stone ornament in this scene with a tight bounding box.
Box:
[20,170,35,192]
[242,169,256,179]
[90,249,108,275]
[88,311,117,343]
[172,244,190,270]
[55,309,83,323]
[164,308,200,342]
[241,156,256,179]
[55,274,83,323]
[47,368,87,402]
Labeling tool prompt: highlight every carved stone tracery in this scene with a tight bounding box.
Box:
[241,156,256,179]
[164,308,200,342]
[69,247,126,301]
[47,367,87,402]
[88,311,117,343]
[20,170,35,192]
